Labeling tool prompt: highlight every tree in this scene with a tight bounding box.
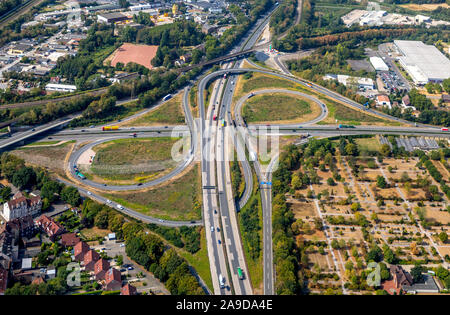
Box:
[327,177,335,186]
[0,186,11,201]
[376,176,387,189]
[41,181,61,203]
[443,78,450,94]
[12,167,36,189]
[366,245,383,262]
[350,202,360,212]
[410,265,424,283]
[291,174,301,189]
[60,186,81,206]
[439,231,448,243]
[379,144,391,157]
[345,143,358,156]
[94,210,109,229]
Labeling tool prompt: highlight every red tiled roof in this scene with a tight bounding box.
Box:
[36,215,64,237]
[121,283,137,295]
[83,249,100,265]
[94,259,110,275]
[74,241,90,257]
[377,95,390,102]
[105,268,121,285]
[61,233,80,247]
[7,193,41,210]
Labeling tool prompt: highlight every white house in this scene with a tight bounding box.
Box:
[376,94,391,109]
[2,192,42,222]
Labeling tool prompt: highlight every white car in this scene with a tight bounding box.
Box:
[87,191,92,195]
[211,226,214,232]
[106,199,111,204]
[117,204,124,210]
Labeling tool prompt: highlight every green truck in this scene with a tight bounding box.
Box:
[237,267,244,280]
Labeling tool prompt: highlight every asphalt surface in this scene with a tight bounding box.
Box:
[197,4,281,295]
[232,87,327,295]
[0,115,78,151]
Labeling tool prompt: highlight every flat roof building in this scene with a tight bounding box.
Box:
[370,57,389,72]
[45,83,77,93]
[394,40,450,85]
[97,12,128,24]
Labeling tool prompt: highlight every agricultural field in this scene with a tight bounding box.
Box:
[399,3,450,11]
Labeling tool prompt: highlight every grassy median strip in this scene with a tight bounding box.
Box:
[105,164,202,221]
[88,137,178,183]
[122,94,185,126]
[242,93,318,123]
[237,169,263,293]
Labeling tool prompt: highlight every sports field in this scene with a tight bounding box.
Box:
[105,43,158,70]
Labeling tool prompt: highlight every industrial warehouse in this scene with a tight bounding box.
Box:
[394,40,450,85]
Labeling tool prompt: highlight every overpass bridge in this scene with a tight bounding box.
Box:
[0,116,77,151]
[179,48,256,72]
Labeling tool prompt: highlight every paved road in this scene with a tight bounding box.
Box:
[197,4,280,295]
[193,67,440,129]
[199,66,232,295]
[0,115,78,151]
[234,88,328,127]
[233,87,327,295]
[67,89,196,191]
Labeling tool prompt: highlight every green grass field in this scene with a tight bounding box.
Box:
[242,93,315,123]
[354,137,382,153]
[90,137,178,182]
[105,164,202,221]
[123,94,185,126]
[241,73,298,94]
[318,97,393,125]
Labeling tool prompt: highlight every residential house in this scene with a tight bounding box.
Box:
[5,215,35,238]
[2,192,42,222]
[73,241,90,262]
[381,265,413,295]
[60,233,80,247]
[35,215,65,241]
[105,268,122,291]
[121,283,137,295]
[83,249,100,272]
[94,258,110,280]
[376,94,392,109]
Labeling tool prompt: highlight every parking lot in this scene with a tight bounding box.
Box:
[378,71,407,93]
